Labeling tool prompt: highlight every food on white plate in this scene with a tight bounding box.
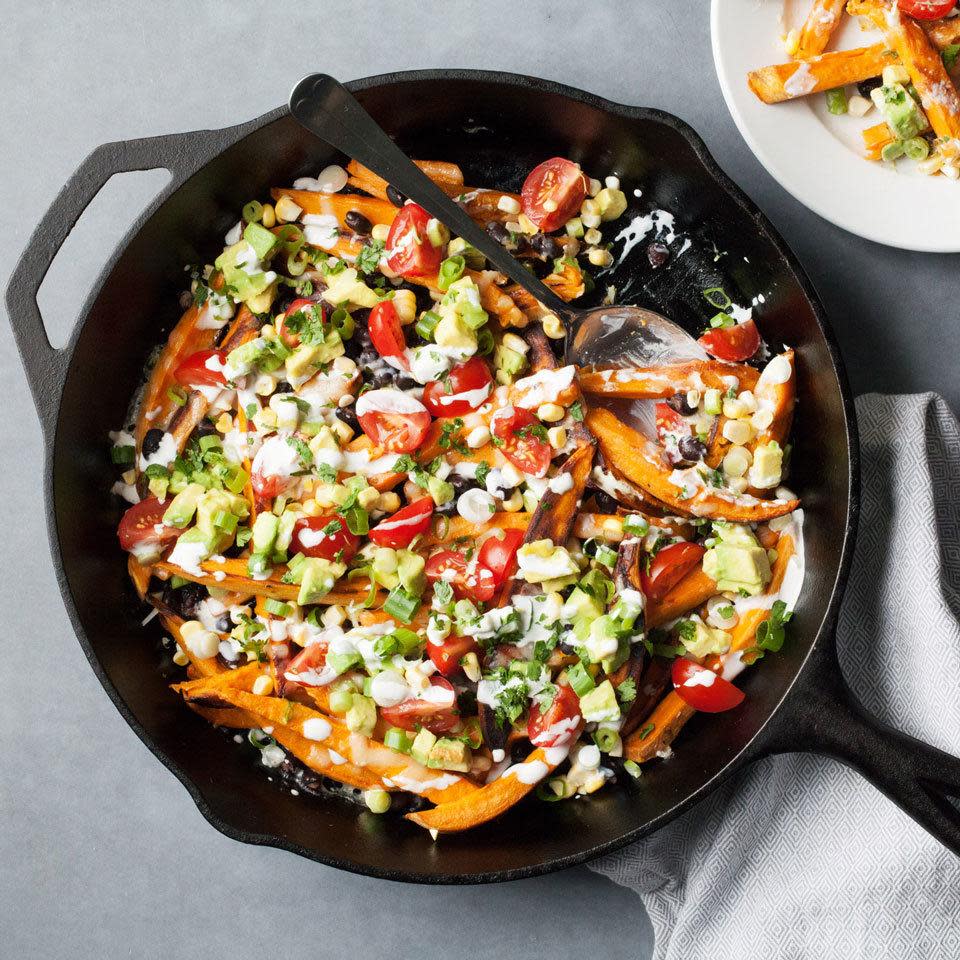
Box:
[110,151,804,833]
[747,0,960,177]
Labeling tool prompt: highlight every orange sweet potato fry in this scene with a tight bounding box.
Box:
[270,188,398,229]
[579,361,758,400]
[795,0,847,59]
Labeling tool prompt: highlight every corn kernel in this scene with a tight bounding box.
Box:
[371,222,390,242]
[322,605,346,627]
[727,477,749,495]
[392,289,417,325]
[722,445,752,478]
[942,163,960,181]
[254,408,277,430]
[502,332,529,354]
[260,323,276,339]
[587,177,602,197]
[686,389,701,409]
[581,212,601,229]
[588,247,613,268]
[542,314,565,339]
[547,426,567,449]
[357,486,379,510]
[260,203,276,228]
[537,402,565,423]
[751,408,774,432]
[501,489,524,512]
[516,213,539,235]
[274,195,303,223]
[122,468,136,485]
[722,418,754,446]
[466,425,490,449]
[783,28,799,57]
[601,517,624,541]
[461,652,481,683]
[848,95,873,118]
[917,154,944,176]
[722,397,748,419]
[584,227,602,245]
[302,498,324,517]
[312,484,340,508]
[504,220,522,234]
[376,492,400,513]
[253,373,278,396]
[604,175,620,190]
[581,198,600,217]
[329,419,354,444]
[252,674,274,696]
[497,195,521,214]
[172,648,189,667]
[180,621,219,659]
[882,64,910,86]
[403,480,421,501]
[215,412,233,434]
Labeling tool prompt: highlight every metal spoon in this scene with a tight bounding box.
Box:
[288,73,705,368]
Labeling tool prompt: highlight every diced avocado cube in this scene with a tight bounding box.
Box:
[296,557,344,605]
[578,679,621,724]
[434,308,478,352]
[493,343,527,382]
[711,521,760,548]
[748,442,783,490]
[322,267,380,309]
[345,694,377,737]
[871,82,930,141]
[703,543,771,596]
[371,547,399,589]
[682,620,732,659]
[427,738,472,772]
[246,281,278,316]
[411,728,438,766]
[600,636,631,676]
[251,512,280,557]
[328,651,362,676]
[243,221,279,261]
[273,509,301,560]
[565,587,606,642]
[162,482,204,528]
[285,343,324,381]
[215,243,274,304]
[195,490,248,550]
[584,615,620,664]
[397,550,426,597]
[225,337,270,379]
[426,475,454,507]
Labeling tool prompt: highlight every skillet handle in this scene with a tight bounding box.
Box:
[5,130,228,437]
[760,639,960,857]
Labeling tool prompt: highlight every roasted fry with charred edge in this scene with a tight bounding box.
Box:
[748,43,897,104]
[586,407,800,522]
[578,361,758,400]
[624,532,796,762]
[795,0,847,59]
[345,158,465,201]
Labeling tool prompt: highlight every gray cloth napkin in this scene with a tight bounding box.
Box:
[588,393,960,959]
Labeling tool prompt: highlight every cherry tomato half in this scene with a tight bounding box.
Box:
[173,349,228,389]
[380,675,459,734]
[490,406,552,478]
[898,0,956,19]
[527,684,581,747]
[385,203,443,278]
[521,158,588,233]
[476,528,525,584]
[250,434,301,505]
[422,357,493,417]
[278,298,323,349]
[117,497,179,553]
[671,658,745,713]
[356,389,432,454]
[425,551,498,603]
[654,401,688,442]
[289,514,360,563]
[427,635,481,678]
[283,641,330,688]
[640,541,705,602]
[698,319,761,362]
[368,300,407,364]
[368,497,434,549]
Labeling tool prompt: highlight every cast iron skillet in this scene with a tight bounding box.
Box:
[7,71,960,882]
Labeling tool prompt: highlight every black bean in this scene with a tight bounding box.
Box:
[274,380,293,394]
[857,77,882,99]
[357,349,380,370]
[486,221,510,244]
[529,232,560,260]
[345,210,372,235]
[161,580,206,619]
[647,241,670,269]
[666,391,697,416]
[336,406,360,433]
[194,419,217,439]
[369,368,394,389]
[592,489,619,514]
[395,374,420,391]
[678,435,707,462]
[387,184,406,207]
[434,475,472,515]
[142,428,165,457]
[215,614,232,633]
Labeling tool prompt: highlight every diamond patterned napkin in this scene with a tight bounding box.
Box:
[588,393,960,959]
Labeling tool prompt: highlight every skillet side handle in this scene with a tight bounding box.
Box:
[5,130,229,437]
[760,640,960,857]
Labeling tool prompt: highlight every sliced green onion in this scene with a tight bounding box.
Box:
[825,87,848,115]
[343,504,369,536]
[248,729,275,749]
[567,661,596,698]
[593,728,621,753]
[276,224,304,254]
[242,200,264,223]
[199,434,222,453]
[622,514,650,537]
[264,598,292,617]
[329,682,356,714]
[622,760,642,779]
[111,445,135,465]
[170,576,189,589]
[459,301,488,330]
[415,310,441,341]
[702,287,732,311]
[708,311,735,329]
[287,252,307,277]
[383,586,420,624]
[904,136,930,161]
[167,385,188,406]
[477,327,494,356]
[881,140,905,162]
[536,778,570,802]
[330,307,355,339]
[224,466,249,494]
[437,255,466,291]
[248,553,272,577]
[212,510,238,534]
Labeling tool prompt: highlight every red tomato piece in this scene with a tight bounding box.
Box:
[654,401,688,442]
[368,497,434,549]
[490,406,552,478]
[425,551,497,602]
[385,203,443,278]
[250,434,301,505]
[527,684,581,747]
[476,528,525,584]
[356,389,432,454]
[640,541,705,602]
[278,298,323,349]
[521,158,588,233]
[671,658,745,713]
[422,357,494,417]
[380,676,459,734]
[173,349,228,389]
[427,635,481,678]
[117,497,179,553]
[367,300,407,365]
[898,0,955,18]
[698,319,761,362]
[289,514,360,563]
[283,642,330,687]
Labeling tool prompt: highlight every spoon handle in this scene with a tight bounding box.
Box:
[289,74,569,315]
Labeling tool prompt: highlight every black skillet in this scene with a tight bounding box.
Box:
[7,71,960,882]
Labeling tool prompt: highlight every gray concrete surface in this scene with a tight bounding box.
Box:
[1,2,957,958]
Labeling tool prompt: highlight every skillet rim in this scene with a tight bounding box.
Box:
[39,68,860,884]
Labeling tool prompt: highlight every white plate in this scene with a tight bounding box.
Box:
[711,0,960,252]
